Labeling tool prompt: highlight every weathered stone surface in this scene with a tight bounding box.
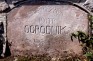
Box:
[7,5,88,56]
[0,1,8,11]
[83,0,93,12]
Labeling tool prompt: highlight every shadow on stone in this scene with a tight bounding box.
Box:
[0,0,87,13]
[5,41,11,57]
[2,0,87,5]
[0,35,3,58]
[0,40,11,59]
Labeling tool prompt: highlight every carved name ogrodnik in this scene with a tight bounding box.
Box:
[24,25,66,34]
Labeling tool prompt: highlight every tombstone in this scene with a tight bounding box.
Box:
[7,4,88,57]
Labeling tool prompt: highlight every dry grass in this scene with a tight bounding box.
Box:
[0,54,88,61]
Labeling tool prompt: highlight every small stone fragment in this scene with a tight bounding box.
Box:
[0,2,8,12]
